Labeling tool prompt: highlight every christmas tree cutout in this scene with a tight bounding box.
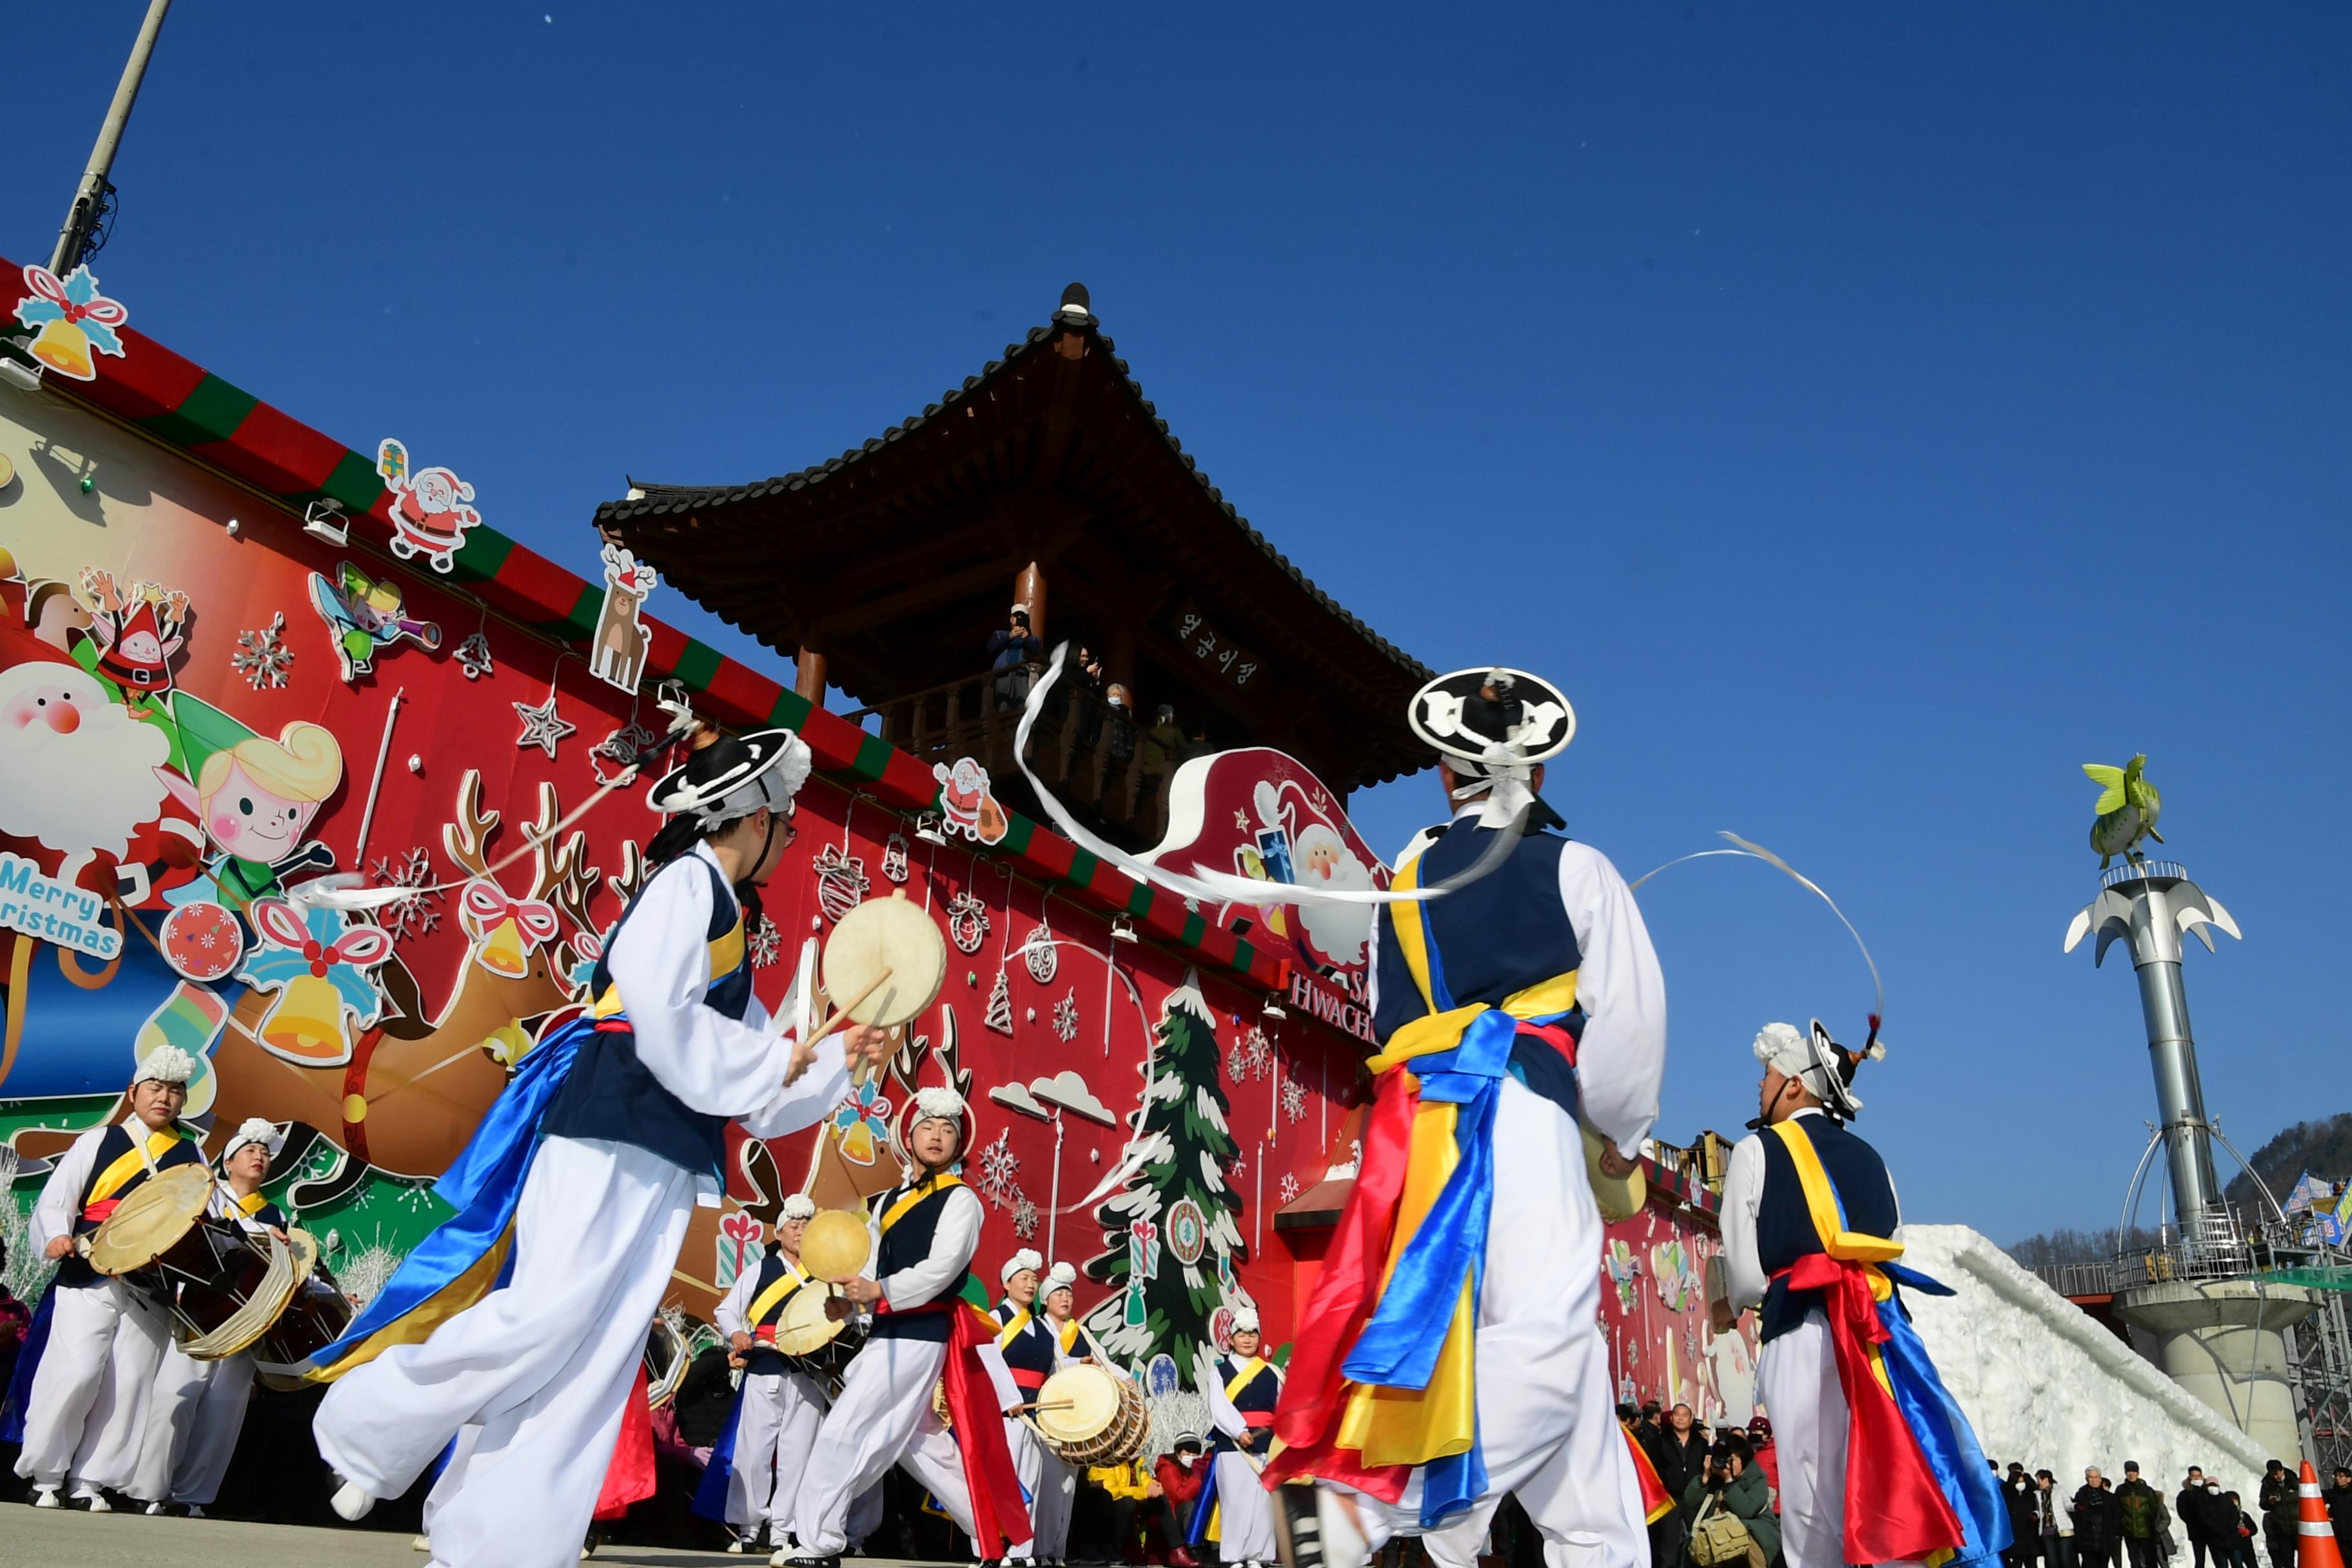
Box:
[984,967,1015,1035]
[1080,970,1244,1386]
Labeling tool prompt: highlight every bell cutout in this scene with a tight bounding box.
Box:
[30,318,94,379]
[259,973,352,1065]
[840,1120,878,1166]
[474,917,529,978]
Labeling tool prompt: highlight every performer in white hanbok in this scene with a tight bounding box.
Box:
[1031,1260,1112,1565]
[783,1089,1032,1568]
[1718,1022,2005,1568]
[711,1193,828,1554]
[992,1249,1055,1564]
[1265,668,1668,1568]
[1199,1309,1284,1568]
[309,728,885,1568]
[11,1046,206,1510]
[128,1117,289,1516]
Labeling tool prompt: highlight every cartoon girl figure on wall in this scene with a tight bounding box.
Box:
[161,716,344,914]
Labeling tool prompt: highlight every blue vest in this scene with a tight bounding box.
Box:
[541,853,752,1181]
[868,1177,970,1342]
[1211,1353,1283,1454]
[1754,1115,1900,1343]
[1372,819,1587,1117]
[57,1124,204,1289]
[738,1248,808,1378]
[994,1300,1059,1389]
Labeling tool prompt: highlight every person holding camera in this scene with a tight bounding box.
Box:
[1680,1436,1779,1568]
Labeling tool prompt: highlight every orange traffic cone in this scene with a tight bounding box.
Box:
[2300,1460,2346,1568]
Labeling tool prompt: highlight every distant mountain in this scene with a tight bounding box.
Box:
[2005,1225,2161,1269]
[2222,1112,2352,1215]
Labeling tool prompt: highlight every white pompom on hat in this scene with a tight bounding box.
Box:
[132,1045,197,1087]
[914,1086,968,1123]
[1044,1261,1077,1294]
[780,1194,818,1222]
[220,1117,283,1165]
[1001,1248,1043,1285]
[1230,1306,1261,1334]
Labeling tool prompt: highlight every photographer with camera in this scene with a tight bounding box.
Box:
[1680,1434,1780,1568]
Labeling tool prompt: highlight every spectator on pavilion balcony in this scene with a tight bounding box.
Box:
[988,605,1043,709]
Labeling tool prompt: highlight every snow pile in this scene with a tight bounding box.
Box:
[1897,1224,2271,1498]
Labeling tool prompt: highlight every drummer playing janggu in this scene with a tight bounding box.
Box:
[1030,1260,1112,1567]
[307,727,891,1568]
[709,1191,828,1556]
[12,1045,206,1511]
[994,1248,1059,1565]
[783,1088,1032,1568]
[128,1117,290,1518]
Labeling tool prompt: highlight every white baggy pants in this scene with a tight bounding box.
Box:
[1217,1450,1279,1563]
[1002,1416,1043,1561]
[790,1333,980,1556]
[130,1344,255,1505]
[1031,1446,1075,1560]
[1344,1079,1643,1568]
[1756,1309,1851,1568]
[12,1277,170,1493]
[727,1368,827,1536]
[313,1136,695,1568]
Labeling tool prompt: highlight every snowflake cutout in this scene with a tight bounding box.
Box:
[975,1128,1021,1208]
[1012,1196,1040,1240]
[1230,1148,1247,1181]
[1280,1077,1306,1123]
[1226,1041,1250,1082]
[747,914,781,969]
[231,612,294,690]
[395,1179,436,1212]
[455,631,495,680]
[1051,989,1079,1043]
[881,832,910,884]
[1278,1173,1300,1204]
[1244,1027,1275,1080]
[946,892,990,954]
[369,848,443,941]
[812,843,870,922]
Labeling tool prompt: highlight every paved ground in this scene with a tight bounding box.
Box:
[0,1507,818,1566]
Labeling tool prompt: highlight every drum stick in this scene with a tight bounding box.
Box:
[805,967,895,1048]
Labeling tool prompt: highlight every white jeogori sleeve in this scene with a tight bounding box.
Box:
[1721,1134,1769,1311]
[31,1128,105,1255]
[876,1185,983,1313]
[1558,841,1667,1159]
[714,1264,761,1338]
[602,847,799,1119]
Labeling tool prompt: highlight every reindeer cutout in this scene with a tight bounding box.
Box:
[202,770,602,1181]
[589,544,656,693]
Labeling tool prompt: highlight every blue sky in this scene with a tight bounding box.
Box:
[8,5,2346,1242]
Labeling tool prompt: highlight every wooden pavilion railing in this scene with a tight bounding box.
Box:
[843,665,1182,845]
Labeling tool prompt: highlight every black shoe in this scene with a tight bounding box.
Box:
[787,1556,843,1568]
[1271,1485,1323,1568]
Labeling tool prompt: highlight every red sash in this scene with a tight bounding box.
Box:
[594,1366,658,1521]
[1774,1253,1962,1562]
[934,1301,1034,1551]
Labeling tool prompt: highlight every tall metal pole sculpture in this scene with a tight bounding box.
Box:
[2063,756,2311,1457]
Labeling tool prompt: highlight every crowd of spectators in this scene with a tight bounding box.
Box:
[1623,1397,2351,1568]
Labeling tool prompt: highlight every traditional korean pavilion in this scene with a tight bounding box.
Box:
[594,284,1432,848]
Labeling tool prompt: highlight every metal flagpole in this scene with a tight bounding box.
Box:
[53,0,175,274]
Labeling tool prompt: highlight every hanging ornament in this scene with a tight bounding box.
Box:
[975,1128,1021,1208]
[455,630,495,680]
[813,844,870,922]
[230,612,293,690]
[1226,1040,1251,1083]
[1245,1026,1275,1081]
[881,830,910,884]
[1280,1077,1306,1123]
[513,663,576,759]
[946,891,989,954]
[747,914,781,969]
[985,968,1015,1035]
[1012,1196,1040,1240]
[590,720,660,787]
[1051,988,1079,1043]
[1023,923,1058,985]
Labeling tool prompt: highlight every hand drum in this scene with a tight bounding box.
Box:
[800,1208,873,1282]
[820,890,947,1029]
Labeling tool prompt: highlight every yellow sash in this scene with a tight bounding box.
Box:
[86,1127,183,1212]
[995,1302,1034,1350]
[592,912,744,1019]
[1057,1318,1086,1356]
[746,1255,810,1328]
[231,1188,269,1219]
[880,1173,965,1234]
[1768,1118,1908,1409]
[1223,1355,1272,1403]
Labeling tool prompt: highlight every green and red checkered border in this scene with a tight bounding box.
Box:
[1,256,1284,995]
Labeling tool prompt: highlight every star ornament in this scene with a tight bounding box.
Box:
[513,694,576,758]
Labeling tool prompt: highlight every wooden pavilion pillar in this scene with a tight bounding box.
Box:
[1014,560,1048,647]
[795,634,828,703]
